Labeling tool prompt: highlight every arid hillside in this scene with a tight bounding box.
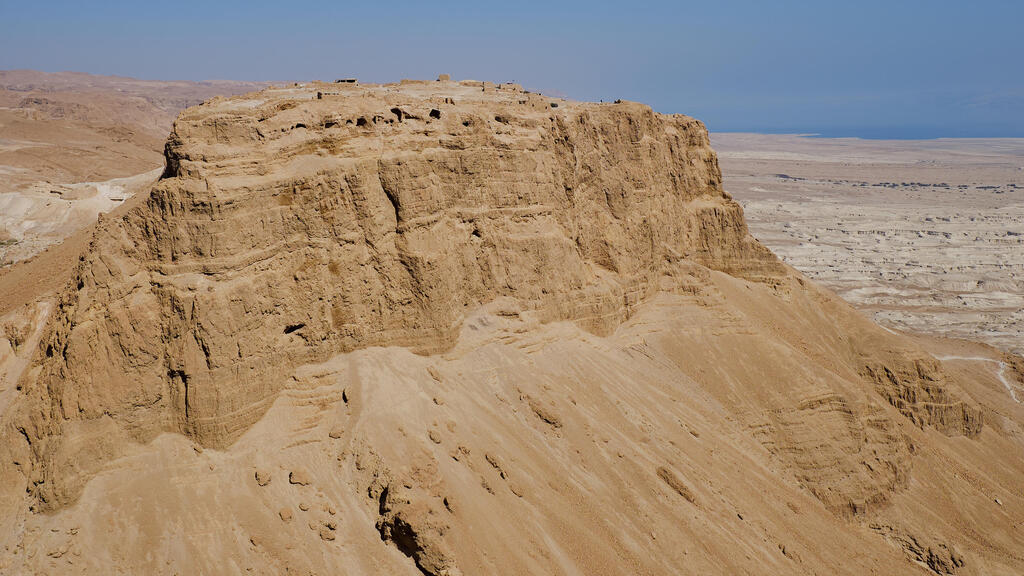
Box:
[0,80,1022,575]
[0,70,267,264]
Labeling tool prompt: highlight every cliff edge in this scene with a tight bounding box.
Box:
[0,80,1018,576]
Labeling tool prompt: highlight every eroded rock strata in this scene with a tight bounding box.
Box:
[18,81,785,506]
[1,80,1019,576]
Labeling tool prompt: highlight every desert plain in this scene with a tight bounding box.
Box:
[716,133,1024,356]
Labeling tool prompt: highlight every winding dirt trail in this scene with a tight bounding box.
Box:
[937,355,1020,403]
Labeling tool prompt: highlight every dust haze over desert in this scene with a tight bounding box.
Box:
[0,2,1022,575]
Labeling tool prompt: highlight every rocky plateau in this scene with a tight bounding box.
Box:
[0,78,1021,575]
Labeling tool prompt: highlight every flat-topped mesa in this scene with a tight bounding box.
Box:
[19,80,788,507]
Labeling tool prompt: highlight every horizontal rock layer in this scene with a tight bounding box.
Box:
[1,81,1013,576]
[16,81,787,507]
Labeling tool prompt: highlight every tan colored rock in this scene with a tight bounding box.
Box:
[656,466,696,504]
[13,80,783,509]
[289,470,311,486]
[0,79,1019,576]
[428,429,442,444]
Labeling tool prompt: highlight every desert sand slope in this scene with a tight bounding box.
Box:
[0,80,1021,575]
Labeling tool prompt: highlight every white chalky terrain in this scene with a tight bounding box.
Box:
[716,133,1024,355]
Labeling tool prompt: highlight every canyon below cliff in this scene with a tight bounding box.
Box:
[0,73,1021,575]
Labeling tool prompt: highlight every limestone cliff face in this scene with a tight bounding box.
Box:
[5,82,1013,576]
[16,81,784,507]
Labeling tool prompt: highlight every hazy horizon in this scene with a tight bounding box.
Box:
[2,0,1022,139]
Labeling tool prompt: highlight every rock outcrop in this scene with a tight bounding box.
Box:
[15,80,784,508]
[1,79,1017,576]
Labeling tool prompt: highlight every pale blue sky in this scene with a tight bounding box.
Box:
[1,0,1022,138]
